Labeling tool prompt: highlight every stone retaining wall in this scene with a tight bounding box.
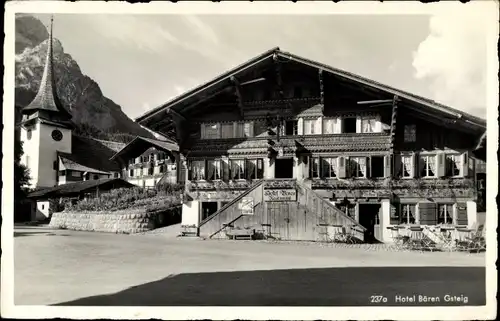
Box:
[49,209,156,234]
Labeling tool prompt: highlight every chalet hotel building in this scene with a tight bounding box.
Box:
[134,47,486,243]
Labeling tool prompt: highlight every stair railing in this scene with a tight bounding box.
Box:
[296,181,366,242]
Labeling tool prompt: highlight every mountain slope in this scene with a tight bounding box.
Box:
[15,15,152,139]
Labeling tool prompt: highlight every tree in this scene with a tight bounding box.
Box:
[14,135,31,221]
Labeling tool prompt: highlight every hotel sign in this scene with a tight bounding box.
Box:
[264,189,297,201]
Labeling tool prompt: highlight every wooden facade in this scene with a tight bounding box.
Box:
[137,48,486,243]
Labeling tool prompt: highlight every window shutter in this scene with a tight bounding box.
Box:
[384,155,391,178]
[412,153,419,178]
[200,124,205,138]
[389,203,399,225]
[356,117,361,133]
[249,121,254,137]
[437,152,446,177]
[418,202,437,225]
[338,156,346,178]
[462,152,469,177]
[222,158,230,181]
[366,157,371,178]
[394,154,402,178]
[187,161,192,181]
[456,202,468,225]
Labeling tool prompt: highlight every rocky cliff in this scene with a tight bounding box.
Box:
[15,15,152,139]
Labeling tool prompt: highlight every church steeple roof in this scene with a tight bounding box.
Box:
[22,16,72,122]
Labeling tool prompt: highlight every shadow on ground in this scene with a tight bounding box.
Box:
[14,231,70,237]
[54,266,485,306]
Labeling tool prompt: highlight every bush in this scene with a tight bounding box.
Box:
[64,183,183,212]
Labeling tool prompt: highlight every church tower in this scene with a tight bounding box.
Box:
[19,16,74,188]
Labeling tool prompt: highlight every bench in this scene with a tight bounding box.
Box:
[225,228,255,240]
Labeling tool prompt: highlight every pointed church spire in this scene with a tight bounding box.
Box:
[22,15,72,122]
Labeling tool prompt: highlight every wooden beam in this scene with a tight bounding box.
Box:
[182,86,233,112]
[230,76,244,118]
[389,95,399,154]
[274,58,284,100]
[318,69,325,113]
[168,108,186,122]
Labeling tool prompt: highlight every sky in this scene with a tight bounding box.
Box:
[29,5,491,120]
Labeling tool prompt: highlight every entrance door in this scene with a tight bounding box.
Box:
[267,202,291,240]
[201,202,218,221]
[358,204,381,243]
[275,158,294,179]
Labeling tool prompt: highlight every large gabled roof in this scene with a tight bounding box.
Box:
[110,135,179,161]
[136,47,486,131]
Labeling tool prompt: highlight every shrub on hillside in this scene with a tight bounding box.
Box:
[64,184,183,212]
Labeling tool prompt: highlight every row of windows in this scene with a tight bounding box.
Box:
[200,116,385,140]
[397,153,466,178]
[390,203,462,226]
[310,156,386,179]
[129,152,170,165]
[128,164,168,177]
[189,158,265,181]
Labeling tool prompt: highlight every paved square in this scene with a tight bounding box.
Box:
[14,226,486,306]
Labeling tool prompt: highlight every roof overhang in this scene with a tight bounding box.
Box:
[110,136,180,161]
[135,47,486,133]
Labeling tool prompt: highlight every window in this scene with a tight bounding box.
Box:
[420,155,437,177]
[446,154,462,177]
[230,159,246,180]
[400,204,417,224]
[203,123,220,139]
[438,204,454,225]
[129,159,134,166]
[129,169,134,177]
[310,157,321,178]
[246,159,264,179]
[235,122,253,138]
[207,159,222,180]
[342,117,357,133]
[323,118,339,134]
[349,157,367,178]
[361,117,377,133]
[71,171,81,177]
[149,154,155,162]
[114,172,120,178]
[221,123,234,139]
[58,170,66,176]
[401,155,413,178]
[404,125,416,142]
[148,165,154,176]
[321,157,338,178]
[27,129,32,140]
[370,156,384,178]
[303,119,318,135]
[93,174,99,180]
[159,165,165,173]
[191,160,206,180]
[285,120,298,136]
